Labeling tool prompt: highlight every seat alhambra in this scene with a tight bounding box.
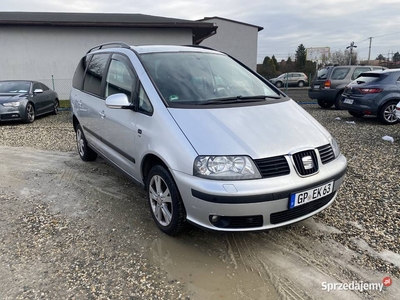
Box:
[70,42,347,235]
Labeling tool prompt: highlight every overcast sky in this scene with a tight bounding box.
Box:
[2,0,400,63]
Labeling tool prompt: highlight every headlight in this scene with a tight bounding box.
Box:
[2,101,20,107]
[329,136,340,158]
[194,155,261,180]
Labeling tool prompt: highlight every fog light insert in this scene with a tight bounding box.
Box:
[209,215,263,228]
[210,215,221,223]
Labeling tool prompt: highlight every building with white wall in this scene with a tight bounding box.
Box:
[0,12,217,98]
[0,12,262,99]
[198,17,263,71]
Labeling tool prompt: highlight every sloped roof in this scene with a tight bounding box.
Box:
[0,12,218,44]
[199,16,263,31]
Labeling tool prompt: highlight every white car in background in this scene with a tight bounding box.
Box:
[396,101,400,120]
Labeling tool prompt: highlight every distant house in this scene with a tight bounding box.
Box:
[198,17,263,71]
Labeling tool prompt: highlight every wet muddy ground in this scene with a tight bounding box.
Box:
[0,102,399,299]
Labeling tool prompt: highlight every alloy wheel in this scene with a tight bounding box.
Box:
[148,175,173,227]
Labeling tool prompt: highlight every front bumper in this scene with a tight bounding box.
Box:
[173,154,347,231]
[0,105,25,121]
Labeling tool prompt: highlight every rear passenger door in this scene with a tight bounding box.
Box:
[79,53,110,151]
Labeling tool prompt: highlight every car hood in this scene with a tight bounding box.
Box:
[168,100,331,158]
[0,93,25,102]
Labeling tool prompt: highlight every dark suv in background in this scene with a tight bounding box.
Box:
[308,65,386,109]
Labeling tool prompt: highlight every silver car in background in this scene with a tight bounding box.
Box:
[70,42,347,236]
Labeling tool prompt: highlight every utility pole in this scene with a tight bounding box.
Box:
[367,37,372,64]
[346,41,357,65]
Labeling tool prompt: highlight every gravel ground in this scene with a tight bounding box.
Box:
[0,95,399,297]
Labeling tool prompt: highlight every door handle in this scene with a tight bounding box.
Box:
[99,111,106,118]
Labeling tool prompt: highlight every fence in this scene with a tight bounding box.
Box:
[38,77,72,101]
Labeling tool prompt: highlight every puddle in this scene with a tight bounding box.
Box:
[146,234,279,300]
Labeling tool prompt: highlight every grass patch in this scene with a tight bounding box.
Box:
[60,100,70,108]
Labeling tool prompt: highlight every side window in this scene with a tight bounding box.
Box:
[83,53,109,96]
[352,67,370,80]
[73,55,92,90]
[138,84,153,115]
[331,68,350,80]
[41,83,50,91]
[105,55,136,99]
[33,82,41,92]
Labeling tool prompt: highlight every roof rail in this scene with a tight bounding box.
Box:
[87,42,131,54]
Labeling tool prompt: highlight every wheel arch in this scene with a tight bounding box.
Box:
[378,97,400,113]
[141,154,170,190]
[72,115,80,132]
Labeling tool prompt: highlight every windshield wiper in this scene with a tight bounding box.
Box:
[200,95,280,105]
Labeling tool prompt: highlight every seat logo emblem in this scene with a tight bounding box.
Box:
[302,156,314,170]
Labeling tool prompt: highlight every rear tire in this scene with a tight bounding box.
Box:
[318,99,334,109]
[53,100,59,115]
[298,81,304,87]
[75,124,97,161]
[147,165,186,236]
[378,101,399,125]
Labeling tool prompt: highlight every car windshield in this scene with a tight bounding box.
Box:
[0,81,30,93]
[140,51,279,106]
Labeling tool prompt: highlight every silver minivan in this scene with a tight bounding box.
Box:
[70,42,347,235]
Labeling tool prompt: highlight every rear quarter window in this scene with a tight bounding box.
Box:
[83,53,110,97]
[72,55,92,90]
[331,68,350,80]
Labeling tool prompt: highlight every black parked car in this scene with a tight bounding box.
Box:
[340,69,400,125]
[0,80,59,123]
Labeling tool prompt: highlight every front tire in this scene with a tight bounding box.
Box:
[147,165,186,236]
[378,101,399,125]
[318,99,334,109]
[24,102,35,123]
[275,81,282,88]
[75,124,97,161]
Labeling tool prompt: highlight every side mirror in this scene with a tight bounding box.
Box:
[105,93,134,109]
[34,89,43,94]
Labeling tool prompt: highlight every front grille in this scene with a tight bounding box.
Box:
[318,144,335,164]
[210,215,263,228]
[292,150,318,176]
[270,193,335,224]
[254,156,290,178]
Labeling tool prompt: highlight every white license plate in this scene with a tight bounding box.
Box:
[289,181,334,209]
[343,98,354,104]
[313,85,320,89]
